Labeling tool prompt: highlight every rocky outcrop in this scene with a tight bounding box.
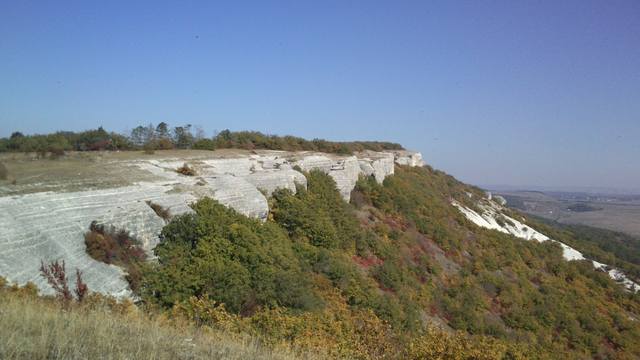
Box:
[294,155,362,200]
[0,184,176,298]
[204,175,270,219]
[391,150,425,167]
[0,149,424,297]
[245,169,307,196]
[358,152,395,184]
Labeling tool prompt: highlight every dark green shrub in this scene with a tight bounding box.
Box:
[0,162,7,180]
[141,198,319,313]
[192,138,216,150]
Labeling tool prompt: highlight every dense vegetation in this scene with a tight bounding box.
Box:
[0,124,403,156]
[0,127,132,155]
[2,161,639,358]
[528,216,640,282]
[132,166,640,359]
[208,129,404,154]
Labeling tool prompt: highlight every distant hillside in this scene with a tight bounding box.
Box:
[494,190,640,238]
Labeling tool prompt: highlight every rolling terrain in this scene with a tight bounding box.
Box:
[493,190,640,238]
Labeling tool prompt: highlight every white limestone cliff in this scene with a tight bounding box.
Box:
[391,150,425,167]
[0,149,424,297]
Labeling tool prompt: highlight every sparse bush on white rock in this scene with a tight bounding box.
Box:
[452,199,640,292]
[0,150,422,297]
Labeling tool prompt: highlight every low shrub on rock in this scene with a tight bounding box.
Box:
[84,221,147,290]
[176,163,196,176]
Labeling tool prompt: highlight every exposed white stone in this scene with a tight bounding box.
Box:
[294,155,334,173]
[391,150,425,167]
[358,161,376,177]
[249,153,289,170]
[494,195,507,206]
[200,158,254,176]
[0,185,175,298]
[328,157,362,200]
[0,150,424,297]
[295,152,401,199]
[203,174,269,220]
[358,152,395,184]
[452,200,640,292]
[245,169,307,196]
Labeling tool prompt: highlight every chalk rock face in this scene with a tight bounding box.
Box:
[294,155,362,200]
[358,152,395,184]
[294,155,334,173]
[295,152,400,199]
[245,169,307,195]
[203,175,269,219]
[0,184,177,298]
[325,157,362,200]
[0,149,424,297]
[200,158,254,176]
[392,150,425,167]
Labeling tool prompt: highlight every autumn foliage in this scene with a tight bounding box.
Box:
[84,221,146,290]
[39,259,88,304]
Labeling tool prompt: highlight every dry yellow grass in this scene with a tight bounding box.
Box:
[0,293,308,360]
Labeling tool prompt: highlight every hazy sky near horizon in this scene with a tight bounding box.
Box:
[1,1,639,190]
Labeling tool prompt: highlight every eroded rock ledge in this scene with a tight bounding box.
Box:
[0,150,422,297]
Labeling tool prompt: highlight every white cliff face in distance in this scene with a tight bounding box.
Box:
[0,149,422,297]
[452,198,640,292]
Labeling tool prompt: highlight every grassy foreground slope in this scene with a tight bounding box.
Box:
[0,285,303,360]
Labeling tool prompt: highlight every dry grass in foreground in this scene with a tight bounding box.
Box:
[0,292,308,360]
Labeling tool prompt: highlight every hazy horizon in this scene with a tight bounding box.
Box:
[2,1,639,190]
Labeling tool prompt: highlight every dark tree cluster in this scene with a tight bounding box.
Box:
[0,123,403,156]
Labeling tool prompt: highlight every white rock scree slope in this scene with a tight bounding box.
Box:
[452,199,640,292]
[0,150,423,297]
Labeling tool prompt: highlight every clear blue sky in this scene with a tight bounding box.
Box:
[1,1,639,190]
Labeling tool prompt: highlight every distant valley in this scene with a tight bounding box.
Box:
[489,189,640,238]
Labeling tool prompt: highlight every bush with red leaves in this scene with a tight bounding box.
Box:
[84,221,147,291]
[39,259,89,304]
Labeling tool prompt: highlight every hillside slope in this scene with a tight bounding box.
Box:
[135,165,640,358]
[2,150,640,358]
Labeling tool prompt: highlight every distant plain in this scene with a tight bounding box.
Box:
[495,190,640,238]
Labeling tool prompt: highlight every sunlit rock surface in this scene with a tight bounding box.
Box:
[392,150,425,167]
[245,169,307,196]
[358,152,395,184]
[452,199,640,292]
[0,150,423,296]
[0,185,175,298]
